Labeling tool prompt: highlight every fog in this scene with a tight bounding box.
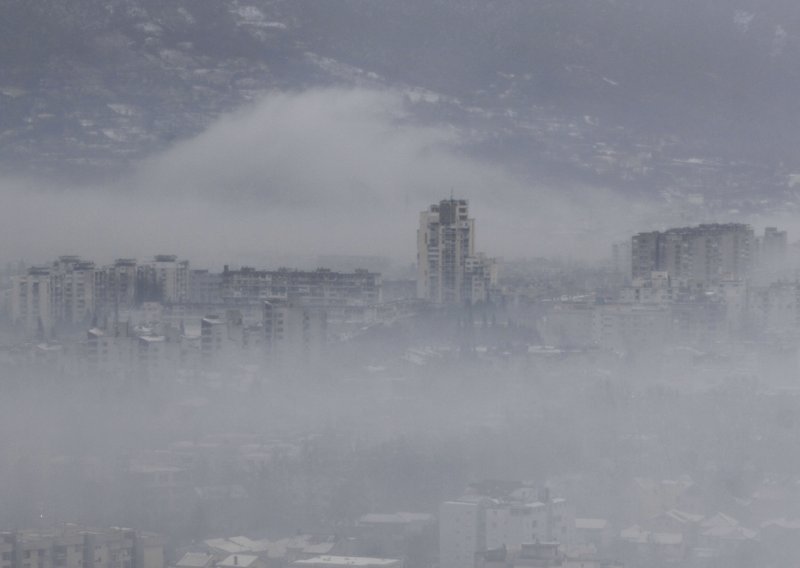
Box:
[5,2,800,568]
[0,87,657,266]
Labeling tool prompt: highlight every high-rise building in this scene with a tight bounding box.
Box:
[754,227,788,283]
[95,259,138,321]
[12,257,98,336]
[417,199,497,305]
[51,257,96,327]
[12,256,100,335]
[631,231,662,281]
[761,227,788,260]
[631,224,754,287]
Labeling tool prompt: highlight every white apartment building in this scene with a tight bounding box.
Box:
[12,257,97,337]
[439,500,486,568]
[417,199,497,305]
[0,527,164,568]
[440,495,572,568]
[485,499,571,551]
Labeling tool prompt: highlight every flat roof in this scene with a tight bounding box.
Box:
[575,518,608,530]
[176,553,213,568]
[293,557,399,567]
[218,555,258,568]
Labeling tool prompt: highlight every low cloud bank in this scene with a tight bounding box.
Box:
[0,88,654,267]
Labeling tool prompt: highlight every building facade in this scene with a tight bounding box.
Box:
[11,266,54,338]
[631,224,754,287]
[0,527,163,568]
[417,199,498,305]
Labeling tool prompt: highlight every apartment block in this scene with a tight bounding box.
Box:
[417,198,498,305]
[631,224,754,287]
[0,528,163,568]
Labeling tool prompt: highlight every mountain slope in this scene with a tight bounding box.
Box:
[2,0,800,210]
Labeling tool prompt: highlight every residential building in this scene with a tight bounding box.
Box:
[291,557,401,568]
[263,301,327,366]
[417,198,497,305]
[95,259,138,320]
[200,316,226,363]
[189,270,223,305]
[221,267,381,309]
[217,556,263,568]
[631,224,754,287]
[440,500,486,568]
[618,272,673,305]
[11,266,54,338]
[754,227,788,284]
[440,487,571,568]
[0,527,164,568]
[172,553,214,568]
[355,513,434,559]
[51,257,96,327]
[137,256,190,304]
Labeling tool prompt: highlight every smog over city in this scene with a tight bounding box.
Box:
[5,2,800,568]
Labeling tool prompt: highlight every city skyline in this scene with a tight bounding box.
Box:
[6,3,800,567]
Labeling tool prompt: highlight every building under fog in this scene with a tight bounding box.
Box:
[221,267,381,308]
[95,259,138,320]
[263,300,327,367]
[417,198,498,305]
[439,484,572,568]
[11,266,54,338]
[136,256,191,305]
[50,257,96,328]
[631,224,754,287]
[0,527,164,568]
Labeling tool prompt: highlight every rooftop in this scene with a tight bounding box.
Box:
[175,553,214,568]
[292,557,399,567]
[218,555,259,568]
[575,518,608,530]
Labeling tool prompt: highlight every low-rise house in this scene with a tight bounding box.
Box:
[217,555,263,568]
[174,553,215,568]
[291,557,401,568]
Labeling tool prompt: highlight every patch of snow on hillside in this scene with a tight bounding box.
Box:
[107,104,136,117]
[772,25,787,57]
[734,10,754,33]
